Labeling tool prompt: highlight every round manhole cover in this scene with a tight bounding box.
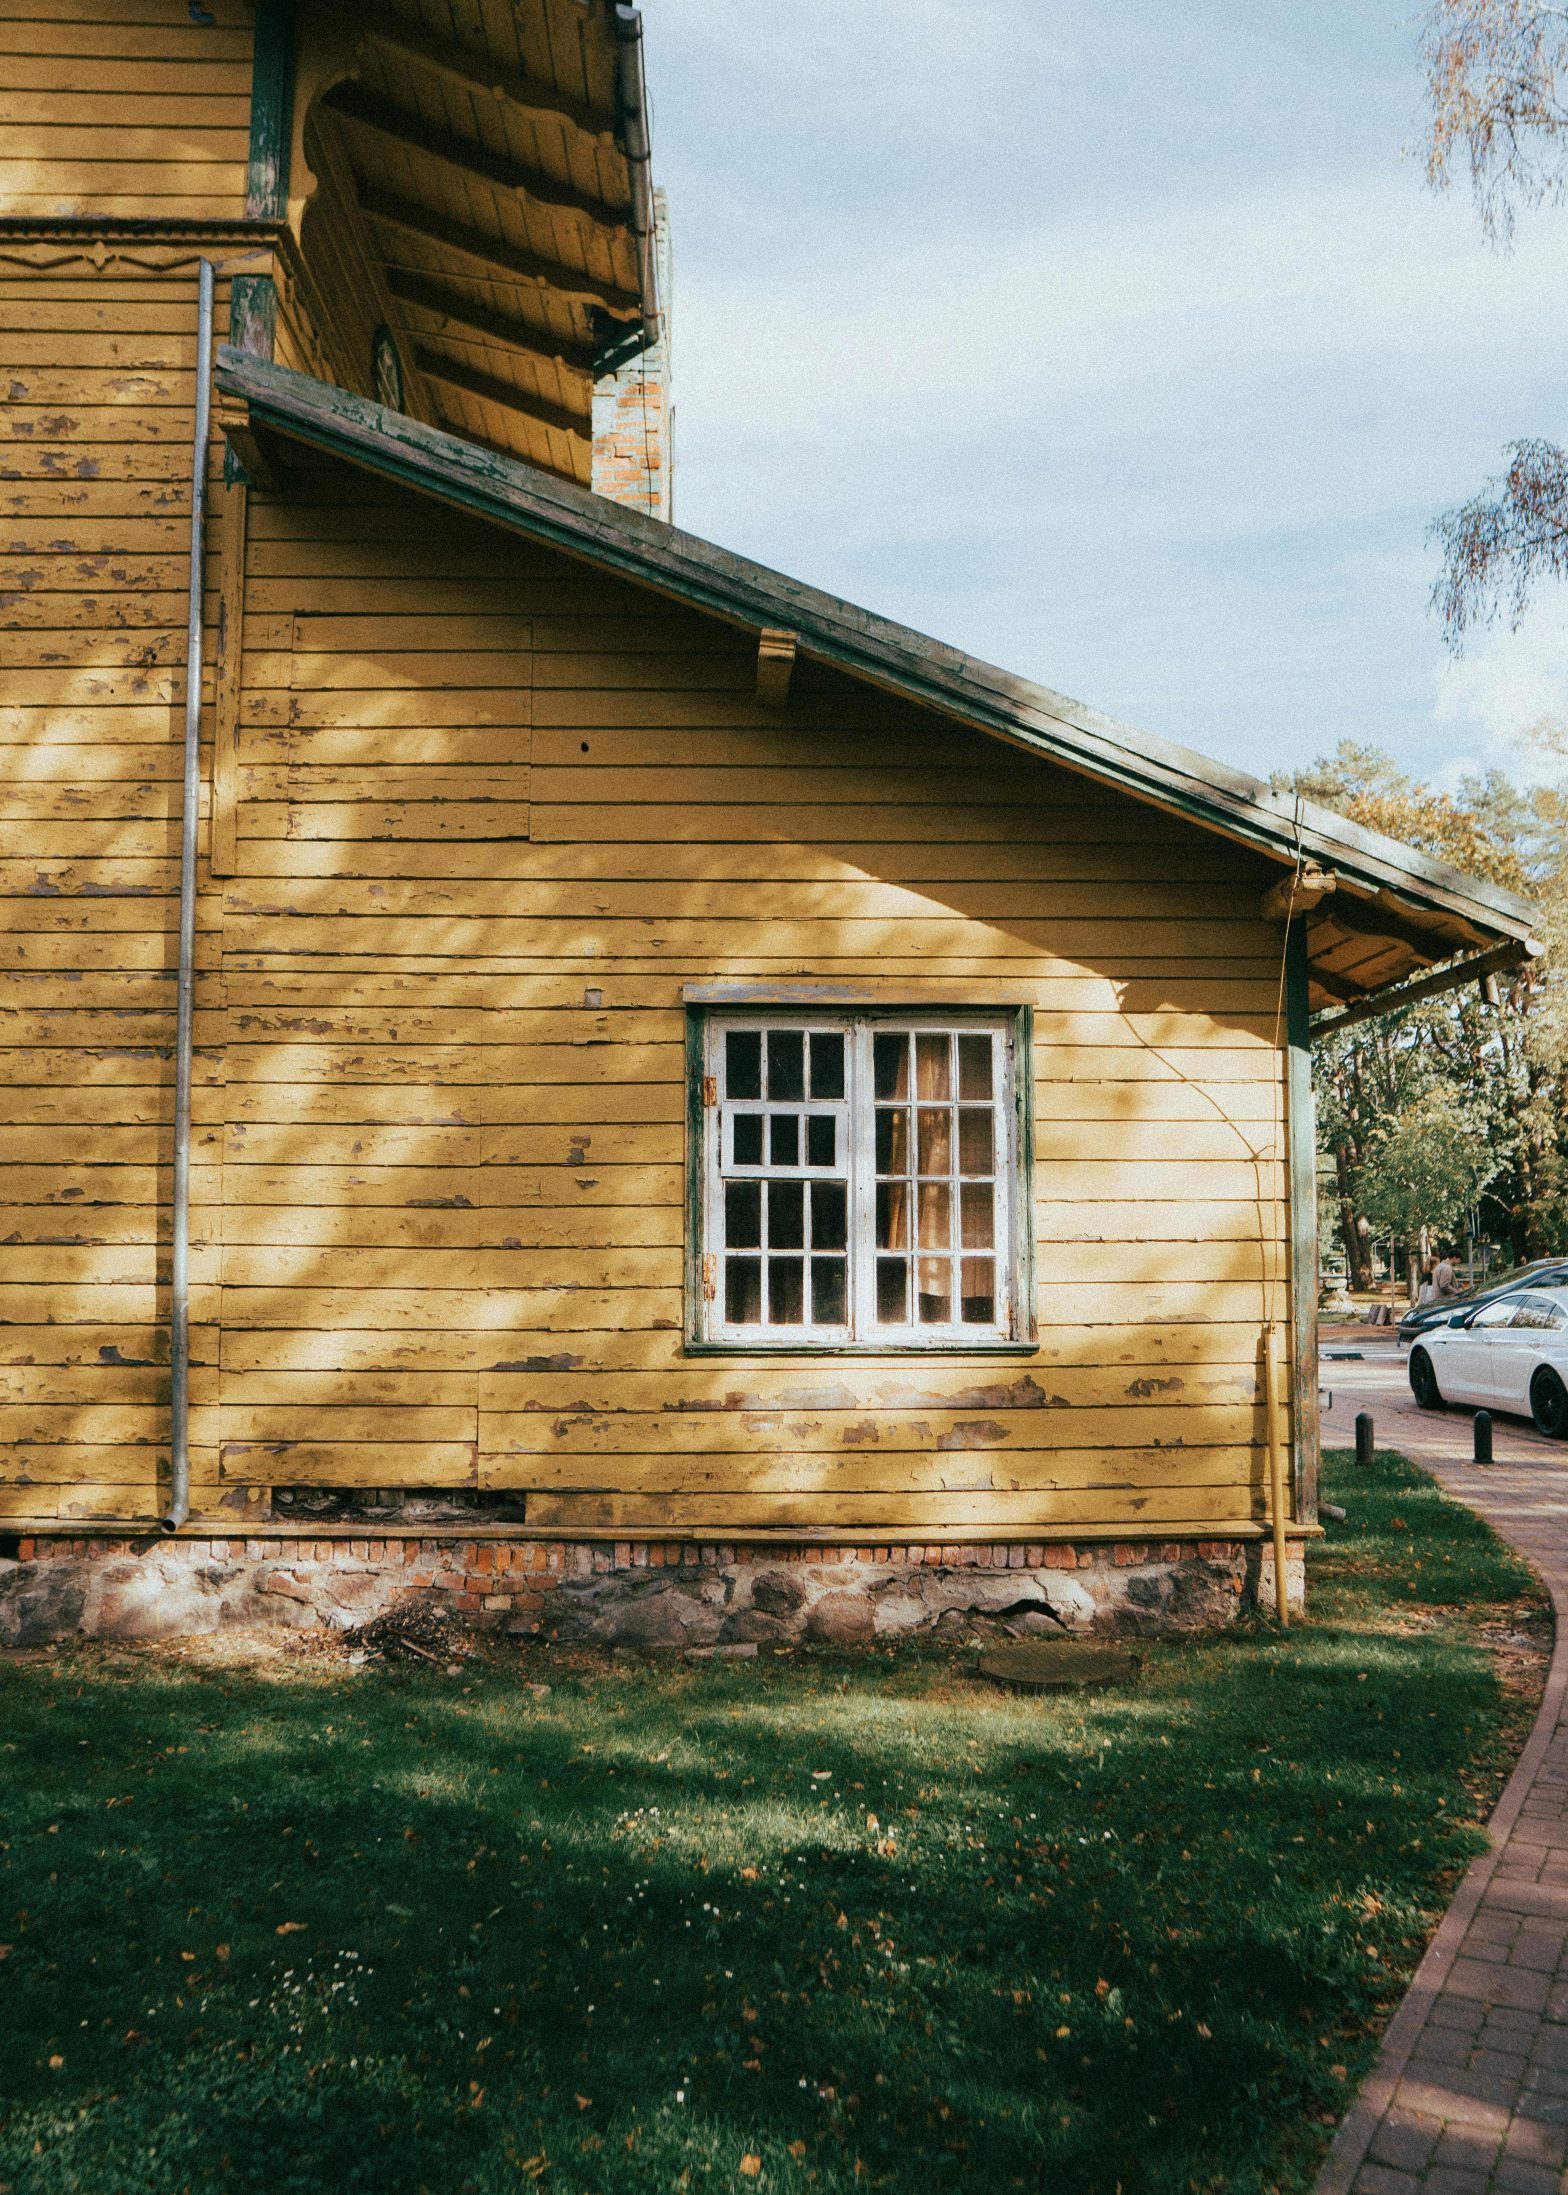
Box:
[977,1640,1139,1693]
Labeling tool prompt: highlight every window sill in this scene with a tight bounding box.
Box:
[684,1338,1039,1357]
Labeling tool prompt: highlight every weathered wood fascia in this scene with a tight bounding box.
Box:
[209,347,1542,954]
[0,218,285,241]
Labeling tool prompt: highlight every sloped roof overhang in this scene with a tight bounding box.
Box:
[214,346,1543,1019]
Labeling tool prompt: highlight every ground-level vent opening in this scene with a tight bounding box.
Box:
[269,1489,528,1526]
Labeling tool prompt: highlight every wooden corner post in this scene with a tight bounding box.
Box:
[1285,920,1320,1524]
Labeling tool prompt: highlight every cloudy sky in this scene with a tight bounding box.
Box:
[643,0,1568,790]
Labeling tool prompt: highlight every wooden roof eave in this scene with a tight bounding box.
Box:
[212,349,1544,978]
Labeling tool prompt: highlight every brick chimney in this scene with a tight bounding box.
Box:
[592,188,673,520]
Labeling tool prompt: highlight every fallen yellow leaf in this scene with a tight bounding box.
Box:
[275,1922,307,1936]
[740,2157,761,2179]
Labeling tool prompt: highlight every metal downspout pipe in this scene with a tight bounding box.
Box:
[613,5,661,349]
[164,258,215,1531]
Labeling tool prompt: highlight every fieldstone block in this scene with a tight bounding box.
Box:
[805,1592,875,1643]
[751,1569,807,1616]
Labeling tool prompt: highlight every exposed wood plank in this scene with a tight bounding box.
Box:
[324,83,629,237]
[358,187,639,315]
[412,347,589,441]
[384,266,596,372]
[359,20,616,142]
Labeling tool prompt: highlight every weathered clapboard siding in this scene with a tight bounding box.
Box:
[180,469,1296,1532]
[0,0,252,218]
[0,256,246,1522]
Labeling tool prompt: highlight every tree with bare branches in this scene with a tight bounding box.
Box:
[1424,1,1568,638]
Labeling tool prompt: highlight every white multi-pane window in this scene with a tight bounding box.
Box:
[693,1015,1028,1348]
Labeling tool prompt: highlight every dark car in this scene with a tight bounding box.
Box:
[1399,1259,1568,1343]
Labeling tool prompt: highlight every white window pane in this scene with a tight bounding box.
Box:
[706,1014,1014,1344]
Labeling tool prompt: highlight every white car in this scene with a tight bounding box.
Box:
[1409,1286,1568,1438]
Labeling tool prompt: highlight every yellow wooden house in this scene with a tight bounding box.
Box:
[0,1,1540,1641]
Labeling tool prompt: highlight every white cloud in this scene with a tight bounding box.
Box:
[652,3,1568,782]
[1433,601,1568,781]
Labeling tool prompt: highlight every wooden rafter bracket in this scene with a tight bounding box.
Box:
[384,269,597,374]
[1311,936,1542,1036]
[414,349,591,442]
[214,394,280,491]
[360,189,639,317]
[1330,882,1491,959]
[756,628,799,709]
[324,83,631,239]
[1260,864,1336,923]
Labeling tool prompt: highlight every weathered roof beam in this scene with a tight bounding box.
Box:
[414,347,591,442]
[361,188,639,318]
[360,22,616,143]
[325,83,629,239]
[1312,939,1541,1036]
[384,268,596,373]
[1305,962,1371,1006]
[1329,890,1489,962]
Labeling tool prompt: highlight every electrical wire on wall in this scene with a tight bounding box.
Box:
[1110,796,1311,1620]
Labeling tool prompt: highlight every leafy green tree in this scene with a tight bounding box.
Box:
[1358,1090,1500,1291]
[1279,740,1566,1278]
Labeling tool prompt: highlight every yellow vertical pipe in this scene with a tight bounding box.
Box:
[1265,1320,1290,1627]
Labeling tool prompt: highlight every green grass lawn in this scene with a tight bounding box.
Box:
[0,1448,1549,2195]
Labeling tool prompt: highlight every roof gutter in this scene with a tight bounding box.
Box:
[613,4,660,350]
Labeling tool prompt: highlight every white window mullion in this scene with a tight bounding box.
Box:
[700,1010,1018,1348]
[849,1023,874,1343]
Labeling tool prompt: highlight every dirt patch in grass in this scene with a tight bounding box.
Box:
[0,1447,1547,2195]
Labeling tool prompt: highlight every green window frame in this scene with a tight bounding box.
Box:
[685,1005,1035,1355]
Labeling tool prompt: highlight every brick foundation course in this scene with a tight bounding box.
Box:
[0,1534,1305,1648]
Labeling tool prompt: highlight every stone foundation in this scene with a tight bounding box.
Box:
[0,1533,1305,1649]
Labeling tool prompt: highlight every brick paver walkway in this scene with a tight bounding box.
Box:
[1316,1347,1568,2195]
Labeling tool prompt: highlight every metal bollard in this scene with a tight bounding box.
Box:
[1474,1411,1493,1466]
[1355,1410,1375,1468]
